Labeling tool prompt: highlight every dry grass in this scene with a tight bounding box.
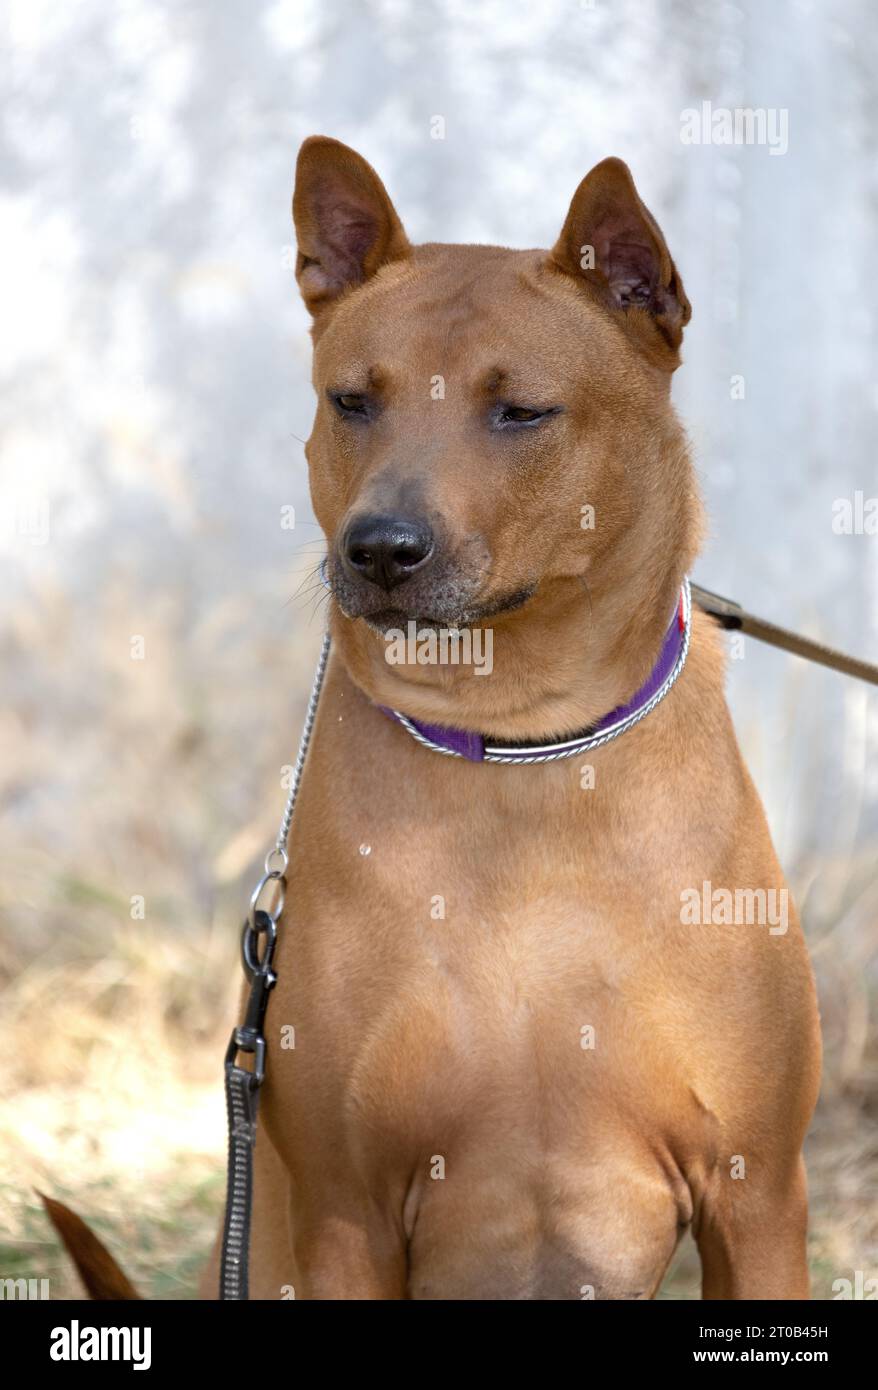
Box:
[0,570,321,1299]
[0,917,237,1299]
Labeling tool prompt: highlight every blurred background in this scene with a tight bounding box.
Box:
[1,0,875,1298]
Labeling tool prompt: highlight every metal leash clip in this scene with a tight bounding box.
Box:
[225,908,278,1090]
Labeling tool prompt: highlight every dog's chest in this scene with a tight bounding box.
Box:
[337,859,701,1150]
[290,761,713,1145]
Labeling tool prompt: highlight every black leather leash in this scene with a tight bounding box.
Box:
[218,584,877,1299]
[220,909,277,1300]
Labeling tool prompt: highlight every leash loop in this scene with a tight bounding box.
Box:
[263,845,289,877]
[248,867,285,929]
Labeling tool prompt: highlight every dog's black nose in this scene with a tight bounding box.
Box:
[343,514,434,591]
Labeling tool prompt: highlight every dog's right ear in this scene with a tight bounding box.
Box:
[292,136,410,318]
[549,157,690,370]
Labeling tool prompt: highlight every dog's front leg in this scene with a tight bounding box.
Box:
[291,1202,408,1300]
[694,1154,811,1300]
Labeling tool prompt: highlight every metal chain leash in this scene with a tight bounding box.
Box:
[246,629,333,930]
[219,628,331,1300]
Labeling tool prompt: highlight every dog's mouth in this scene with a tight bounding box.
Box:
[323,552,537,632]
[357,585,536,635]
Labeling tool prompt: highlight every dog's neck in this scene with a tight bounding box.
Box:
[330,559,689,745]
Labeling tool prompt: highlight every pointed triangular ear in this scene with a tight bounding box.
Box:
[292,136,411,318]
[549,157,691,367]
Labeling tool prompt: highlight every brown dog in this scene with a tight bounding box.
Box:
[199,137,821,1301]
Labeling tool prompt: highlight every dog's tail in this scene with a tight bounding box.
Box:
[38,1191,141,1299]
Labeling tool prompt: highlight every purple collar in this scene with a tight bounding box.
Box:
[380,579,691,765]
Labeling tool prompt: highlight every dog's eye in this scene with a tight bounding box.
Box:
[501,406,544,424]
[331,392,369,416]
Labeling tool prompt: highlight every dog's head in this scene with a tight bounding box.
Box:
[292,137,699,733]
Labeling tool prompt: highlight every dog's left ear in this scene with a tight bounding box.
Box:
[549,158,690,368]
[292,135,410,319]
